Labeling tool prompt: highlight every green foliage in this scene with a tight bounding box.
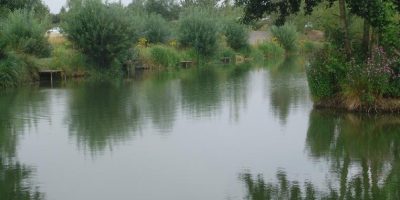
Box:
[149,45,180,68]
[0,0,49,19]
[308,45,400,106]
[218,47,236,59]
[381,19,400,53]
[0,53,22,88]
[258,42,285,58]
[144,0,181,20]
[141,14,171,44]
[224,20,248,50]
[63,0,135,69]
[0,10,50,57]
[178,9,218,57]
[306,45,345,100]
[50,43,87,76]
[270,23,298,52]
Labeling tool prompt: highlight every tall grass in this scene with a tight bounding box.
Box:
[50,43,87,76]
[149,45,180,68]
[258,42,285,58]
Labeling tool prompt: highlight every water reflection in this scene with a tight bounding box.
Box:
[0,89,46,200]
[67,82,142,152]
[267,56,309,124]
[66,65,253,153]
[240,110,400,200]
[306,110,400,200]
[240,171,318,200]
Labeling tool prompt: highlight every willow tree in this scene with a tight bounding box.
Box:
[63,0,135,69]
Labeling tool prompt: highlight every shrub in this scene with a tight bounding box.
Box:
[340,47,396,105]
[0,10,50,57]
[258,42,285,58]
[224,21,248,51]
[178,9,218,57]
[63,1,135,69]
[306,45,345,100]
[149,45,180,68]
[270,23,298,52]
[141,14,171,44]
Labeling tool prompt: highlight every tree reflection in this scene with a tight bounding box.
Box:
[66,66,252,153]
[240,171,316,200]
[67,82,142,153]
[224,64,251,122]
[180,67,223,117]
[306,110,400,200]
[267,56,309,124]
[240,110,400,200]
[0,89,45,200]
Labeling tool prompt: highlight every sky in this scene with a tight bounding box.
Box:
[43,0,132,13]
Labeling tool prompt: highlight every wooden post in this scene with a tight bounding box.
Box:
[50,72,53,88]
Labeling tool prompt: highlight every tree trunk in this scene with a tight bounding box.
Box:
[362,19,371,59]
[338,0,352,58]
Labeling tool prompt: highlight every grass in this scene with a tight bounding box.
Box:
[258,42,285,58]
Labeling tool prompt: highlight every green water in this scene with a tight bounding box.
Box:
[0,57,399,200]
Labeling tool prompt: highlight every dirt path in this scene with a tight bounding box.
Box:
[248,31,270,45]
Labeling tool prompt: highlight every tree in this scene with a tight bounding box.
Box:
[144,0,181,20]
[224,20,249,50]
[141,13,171,43]
[0,0,49,18]
[178,9,218,57]
[181,0,220,8]
[63,0,135,68]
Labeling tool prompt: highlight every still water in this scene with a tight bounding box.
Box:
[1,57,399,200]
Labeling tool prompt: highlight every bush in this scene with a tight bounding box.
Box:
[63,1,135,69]
[149,45,180,68]
[141,14,171,44]
[178,9,218,57]
[306,45,345,100]
[270,23,298,52]
[0,10,50,57]
[224,21,248,51]
[341,47,396,104]
[258,42,285,58]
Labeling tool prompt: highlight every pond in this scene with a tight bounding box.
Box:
[0,57,399,200]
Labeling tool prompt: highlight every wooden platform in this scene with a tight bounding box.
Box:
[38,70,66,86]
[181,61,193,68]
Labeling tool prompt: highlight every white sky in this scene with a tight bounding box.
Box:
[43,0,132,13]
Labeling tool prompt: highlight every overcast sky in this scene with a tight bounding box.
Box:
[43,0,132,13]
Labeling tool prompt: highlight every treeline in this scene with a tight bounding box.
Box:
[62,0,249,72]
[0,0,250,88]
